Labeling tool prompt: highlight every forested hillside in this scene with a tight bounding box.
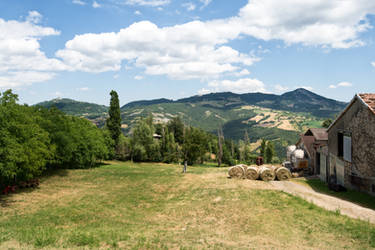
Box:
[36,88,345,159]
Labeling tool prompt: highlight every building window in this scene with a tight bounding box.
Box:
[343,135,352,162]
[338,132,343,157]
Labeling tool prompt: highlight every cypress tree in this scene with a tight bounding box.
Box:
[107,90,121,147]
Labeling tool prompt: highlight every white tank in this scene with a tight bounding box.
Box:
[291,149,304,164]
[286,145,297,161]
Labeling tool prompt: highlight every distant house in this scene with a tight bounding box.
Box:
[327,94,375,196]
[296,128,328,174]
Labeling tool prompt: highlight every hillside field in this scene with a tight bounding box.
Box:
[1,162,374,249]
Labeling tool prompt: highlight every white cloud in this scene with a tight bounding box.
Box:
[72,0,86,5]
[371,62,375,68]
[233,69,250,77]
[26,11,42,24]
[134,75,144,80]
[207,78,266,94]
[329,81,353,89]
[274,84,288,93]
[200,0,212,8]
[56,21,258,79]
[182,2,196,11]
[92,1,101,8]
[125,0,170,7]
[134,10,142,15]
[0,15,66,88]
[197,88,211,95]
[233,0,375,48]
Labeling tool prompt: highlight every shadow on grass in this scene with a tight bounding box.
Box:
[300,177,375,211]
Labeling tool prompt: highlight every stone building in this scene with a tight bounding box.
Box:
[296,128,328,175]
[327,93,375,196]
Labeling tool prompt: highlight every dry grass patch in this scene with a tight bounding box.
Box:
[0,162,374,249]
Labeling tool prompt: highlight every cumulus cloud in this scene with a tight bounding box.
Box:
[134,75,144,80]
[0,13,66,88]
[134,10,142,15]
[232,0,375,48]
[125,0,170,7]
[233,69,250,77]
[72,0,86,5]
[329,81,353,89]
[26,11,42,24]
[182,2,196,11]
[206,78,266,94]
[56,21,258,79]
[371,62,375,68]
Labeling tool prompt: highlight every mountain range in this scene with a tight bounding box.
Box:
[36,88,347,160]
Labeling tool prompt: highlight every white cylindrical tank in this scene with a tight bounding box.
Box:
[291,149,304,164]
[286,145,297,161]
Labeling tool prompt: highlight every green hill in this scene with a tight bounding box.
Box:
[36,89,346,160]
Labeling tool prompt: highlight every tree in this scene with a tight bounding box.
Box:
[217,127,224,167]
[322,119,333,128]
[167,117,184,144]
[260,139,266,157]
[265,141,275,163]
[106,90,121,147]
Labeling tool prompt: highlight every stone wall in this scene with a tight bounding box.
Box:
[328,98,375,195]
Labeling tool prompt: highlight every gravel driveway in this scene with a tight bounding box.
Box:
[271,180,375,223]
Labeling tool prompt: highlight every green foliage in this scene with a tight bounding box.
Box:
[265,141,275,163]
[322,118,333,128]
[260,139,266,157]
[107,90,122,146]
[0,91,53,185]
[182,127,208,165]
[0,90,111,187]
[167,117,184,144]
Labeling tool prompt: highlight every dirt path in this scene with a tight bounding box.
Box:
[270,181,375,223]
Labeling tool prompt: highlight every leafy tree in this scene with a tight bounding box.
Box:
[260,139,266,157]
[167,117,184,144]
[322,119,333,128]
[106,90,122,147]
[265,141,275,163]
[217,127,224,167]
[0,90,53,185]
[182,127,208,165]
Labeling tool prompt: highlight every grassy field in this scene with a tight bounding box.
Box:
[1,162,375,249]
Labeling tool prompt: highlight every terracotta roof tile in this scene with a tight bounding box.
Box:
[359,94,375,115]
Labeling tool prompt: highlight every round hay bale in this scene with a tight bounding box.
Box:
[275,167,292,181]
[245,166,259,180]
[259,166,275,181]
[236,164,248,171]
[228,165,245,178]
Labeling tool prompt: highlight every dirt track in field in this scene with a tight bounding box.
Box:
[270,180,375,223]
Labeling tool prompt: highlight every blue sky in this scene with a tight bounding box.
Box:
[0,0,375,105]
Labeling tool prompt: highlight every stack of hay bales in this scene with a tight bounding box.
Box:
[228,164,292,181]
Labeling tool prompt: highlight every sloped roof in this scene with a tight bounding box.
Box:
[328,93,375,131]
[358,94,375,115]
[305,128,328,141]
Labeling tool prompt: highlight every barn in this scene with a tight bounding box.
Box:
[327,94,375,196]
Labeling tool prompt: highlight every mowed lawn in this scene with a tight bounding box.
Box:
[1,162,375,249]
